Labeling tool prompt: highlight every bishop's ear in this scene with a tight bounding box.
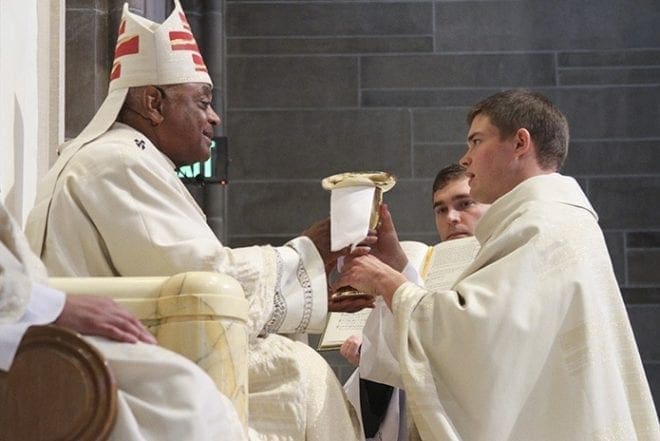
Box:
[143,85,166,125]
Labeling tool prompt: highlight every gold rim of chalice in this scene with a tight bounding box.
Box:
[321,171,396,192]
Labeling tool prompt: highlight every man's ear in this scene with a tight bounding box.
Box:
[513,128,533,159]
[142,86,165,126]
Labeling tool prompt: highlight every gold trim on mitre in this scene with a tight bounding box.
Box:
[321,171,396,192]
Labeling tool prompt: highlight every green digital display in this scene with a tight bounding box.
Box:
[177,139,216,179]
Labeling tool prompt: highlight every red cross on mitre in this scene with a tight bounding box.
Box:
[179,12,192,31]
[168,30,208,73]
[110,19,141,81]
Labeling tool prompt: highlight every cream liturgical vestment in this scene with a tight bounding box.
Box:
[25,124,362,441]
[0,201,244,441]
[353,237,481,441]
[366,174,659,440]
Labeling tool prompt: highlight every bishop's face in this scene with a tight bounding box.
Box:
[155,83,221,167]
[460,114,520,204]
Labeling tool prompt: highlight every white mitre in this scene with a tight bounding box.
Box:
[71,0,212,151]
[26,0,212,257]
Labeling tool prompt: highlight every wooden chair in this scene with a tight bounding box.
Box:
[0,324,117,441]
[0,271,249,441]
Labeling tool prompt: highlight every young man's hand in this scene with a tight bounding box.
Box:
[340,334,362,366]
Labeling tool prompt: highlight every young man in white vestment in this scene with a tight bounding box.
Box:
[0,199,244,440]
[334,89,660,440]
[25,2,362,440]
[340,165,490,440]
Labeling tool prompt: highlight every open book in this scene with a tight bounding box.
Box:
[318,236,480,350]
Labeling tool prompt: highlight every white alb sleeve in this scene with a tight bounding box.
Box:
[0,282,65,371]
[402,261,423,286]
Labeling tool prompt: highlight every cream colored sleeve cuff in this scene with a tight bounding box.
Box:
[391,281,426,318]
[274,236,328,334]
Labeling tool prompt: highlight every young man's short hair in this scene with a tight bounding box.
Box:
[467,89,569,171]
[432,164,467,194]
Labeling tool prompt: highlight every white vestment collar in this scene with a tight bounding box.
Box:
[475,173,597,245]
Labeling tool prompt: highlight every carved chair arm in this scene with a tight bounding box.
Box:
[49,271,249,430]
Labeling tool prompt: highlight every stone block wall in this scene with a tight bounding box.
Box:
[222,0,660,406]
[64,0,659,409]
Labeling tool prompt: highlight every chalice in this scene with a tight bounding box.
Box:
[321,171,396,298]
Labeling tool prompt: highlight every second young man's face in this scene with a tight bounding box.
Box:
[156,83,221,167]
[433,177,489,241]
